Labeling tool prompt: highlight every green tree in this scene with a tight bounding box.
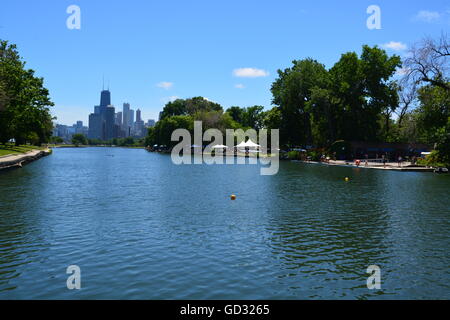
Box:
[309,86,337,146]
[0,40,54,145]
[271,58,329,146]
[121,137,135,146]
[50,136,64,144]
[226,106,244,123]
[160,97,223,120]
[242,105,265,130]
[416,84,450,143]
[329,47,400,142]
[271,46,400,147]
[72,134,88,146]
[151,115,193,147]
[435,117,450,164]
[262,107,282,130]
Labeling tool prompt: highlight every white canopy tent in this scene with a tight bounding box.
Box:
[236,141,247,148]
[236,139,261,148]
[245,139,260,148]
[212,144,228,149]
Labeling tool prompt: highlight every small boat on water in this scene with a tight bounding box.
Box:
[434,167,449,174]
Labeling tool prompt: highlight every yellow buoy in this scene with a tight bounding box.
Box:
[345,177,349,182]
[231,194,236,200]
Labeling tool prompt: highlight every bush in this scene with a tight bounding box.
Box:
[307,150,321,162]
[72,134,88,146]
[328,140,351,160]
[416,150,446,167]
[287,151,301,160]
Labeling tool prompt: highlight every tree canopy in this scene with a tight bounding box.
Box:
[271,46,401,147]
[159,97,222,120]
[72,133,88,146]
[147,37,450,165]
[0,40,54,145]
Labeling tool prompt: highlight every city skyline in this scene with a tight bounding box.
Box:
[53,87,155,142]
[1,0,448,125]
[53,84,156,128]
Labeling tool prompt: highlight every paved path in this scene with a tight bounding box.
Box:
[0,149,51,169]
[317,159,434,171]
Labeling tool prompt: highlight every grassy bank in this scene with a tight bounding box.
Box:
[0,144,46,157]
[49,144,145,149]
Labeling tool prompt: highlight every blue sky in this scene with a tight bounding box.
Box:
[1,0,449,125]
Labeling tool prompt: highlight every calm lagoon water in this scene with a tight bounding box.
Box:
[0,147,449,299]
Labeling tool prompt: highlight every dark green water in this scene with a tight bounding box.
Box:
[0,147,449,299]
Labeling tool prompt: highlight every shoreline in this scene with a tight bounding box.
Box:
[296,159,435,172]
[0,148,52,171]
[0,147,437,173]
[50,145,145,149]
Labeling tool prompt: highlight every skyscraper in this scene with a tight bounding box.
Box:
[88,113,101,139]
[115,112,123,126]
[122,103,131,137]
[134,108,145,137]
[100,90,111,107]
[105,106,116,140]
[136,109,142,122]
[129,109,135,127]
[89,87,116,140]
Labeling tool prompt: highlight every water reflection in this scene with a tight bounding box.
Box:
[0,149,449,299]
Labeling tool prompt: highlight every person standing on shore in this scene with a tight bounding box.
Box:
[382,154,387,168]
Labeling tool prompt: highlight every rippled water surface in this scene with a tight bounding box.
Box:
[0,148,449,299]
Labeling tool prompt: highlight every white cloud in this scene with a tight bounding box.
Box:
[233,68,269,78]
[234,84,245,89]
[156,81,174,90]
[413,10,441,23]
[381,41,407,51]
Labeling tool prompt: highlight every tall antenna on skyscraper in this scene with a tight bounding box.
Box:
[102,75,105,91]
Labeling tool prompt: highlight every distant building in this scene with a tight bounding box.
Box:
[88,88,117,140]
[146,119,155,127]
[86,87,150,140]
[132,109,145,137]
[88,113,102,139]
[115,112,123,126]
[105,106,116,140]
[122,103,131,137]
[100,89,111,107]
[54,121,88,142]
[129,109,135,127]
[349,141,432,160]
[136,109,142,122]
[55,124,68,139]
